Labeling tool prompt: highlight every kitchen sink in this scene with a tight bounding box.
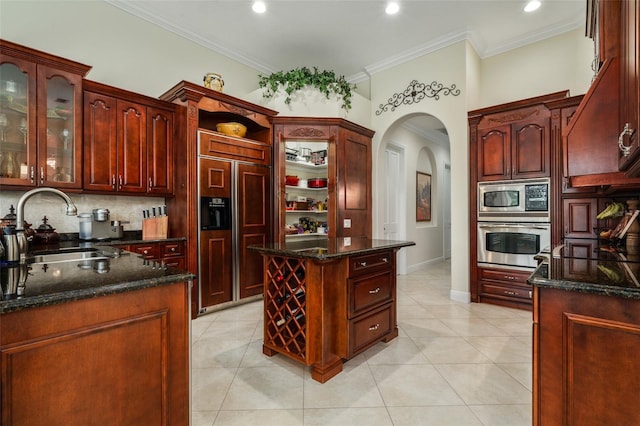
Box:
[25,246,121,265]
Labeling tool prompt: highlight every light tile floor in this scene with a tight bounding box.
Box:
[191,260,533,425]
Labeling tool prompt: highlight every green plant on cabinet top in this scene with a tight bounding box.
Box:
[258,67,355,111]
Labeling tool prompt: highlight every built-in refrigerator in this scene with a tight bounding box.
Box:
[197,137,271,311]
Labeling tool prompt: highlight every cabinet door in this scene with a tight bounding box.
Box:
[336,127,372,238]
[563,198,598,239]
[512,118,550,179]
[237,162,270,299]
[37,64,83,189]
[477,125,511,181]
[0,56,36,186]
[116,99,146,193]
[147,106,174,195]
[618,0,640,171]
[83,91,118,192]
[199,157,233,307]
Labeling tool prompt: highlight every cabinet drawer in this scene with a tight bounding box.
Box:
[350,304,393,356]
[481,282,532,300]
[130,244,161,259]
[349,270,393,317]
[478,267,531,285]
[162,241,184,258]
[349,250,393,277]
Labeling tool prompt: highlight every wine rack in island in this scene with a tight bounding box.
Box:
[257,240,415,383]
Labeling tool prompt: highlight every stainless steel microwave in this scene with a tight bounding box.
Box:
[478,178,550,222]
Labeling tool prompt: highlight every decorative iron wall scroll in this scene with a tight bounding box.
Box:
[376,80,461,115]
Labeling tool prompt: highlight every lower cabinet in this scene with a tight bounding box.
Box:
[115,240,186,269]
[534,286,640,425]
[0,282,190,426]
[261,249,398,382]
[477,266,533,309]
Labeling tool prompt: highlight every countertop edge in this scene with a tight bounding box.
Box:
[1,272,195,314]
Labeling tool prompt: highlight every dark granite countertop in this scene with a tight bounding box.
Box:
[1,240,194,314]
[57,231,186,246]
[528,242,640,300]
[249,237,415,259]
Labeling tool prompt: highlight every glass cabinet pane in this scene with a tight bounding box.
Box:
[45,75,75,183]
[0,63,29,180]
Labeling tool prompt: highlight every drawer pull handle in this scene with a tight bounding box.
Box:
[618,122,635,157]
[504,290,517,296]
[360,261,367,267]
[170,247,176,252]
[382,257,388,263]
[143,250,149,255]
[369,287,381,294]
[504,275,516,280]
[368,323,380,331]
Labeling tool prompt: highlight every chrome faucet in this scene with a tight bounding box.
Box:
[15,187,78,259]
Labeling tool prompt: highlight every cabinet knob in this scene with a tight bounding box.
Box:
[170,247,176,252]
[381,257,388,263]
[143,250,149,255]
[368,323,380,331]
[369,287,381,294]
[618,122,635,157]
[359,261,367,267]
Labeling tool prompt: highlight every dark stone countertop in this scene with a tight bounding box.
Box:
[57,230,186,246]
[527,242,640,300]
[1,238,194,314]
[248,237,416,259]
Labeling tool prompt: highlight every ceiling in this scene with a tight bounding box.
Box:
[106,0,586,84]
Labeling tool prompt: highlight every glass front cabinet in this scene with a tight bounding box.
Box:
[0,40,90,189]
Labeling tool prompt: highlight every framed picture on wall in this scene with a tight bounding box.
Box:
[416,172,431,222]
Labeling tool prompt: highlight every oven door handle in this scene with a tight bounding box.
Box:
[478,223,550,230]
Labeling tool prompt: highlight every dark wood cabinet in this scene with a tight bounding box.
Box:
[272,117,374,243]
[468,91,569,308]
[261,247,400,382]
[534,286,640,425]
[471,97,558,182]
[562,197,598,239]
[565,0,640,186]
[476,266,533,309]
[83,81,175,195]
[0,39,90,190]
[160,81,277,316]
[0,281,190,425]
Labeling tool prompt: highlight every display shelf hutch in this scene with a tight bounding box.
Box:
[272,117,374,243]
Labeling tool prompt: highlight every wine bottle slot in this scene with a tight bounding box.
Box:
[276,309,305,327]
[275,287,305,305]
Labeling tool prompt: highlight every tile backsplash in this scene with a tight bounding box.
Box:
[0,191,167,234]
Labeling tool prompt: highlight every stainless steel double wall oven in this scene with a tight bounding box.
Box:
[477,178,550,269]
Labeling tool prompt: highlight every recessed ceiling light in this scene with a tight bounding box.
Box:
[524,0,541,12]
[386,2,399,15]
[252,1,266,13]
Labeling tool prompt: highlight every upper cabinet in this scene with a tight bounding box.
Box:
[273,117,374,243]
[469,91,567,182]
[564,0,640,187]
[83,80,176,195]
[0,40,90,190]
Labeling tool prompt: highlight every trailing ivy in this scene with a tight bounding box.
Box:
[258,66,355,111]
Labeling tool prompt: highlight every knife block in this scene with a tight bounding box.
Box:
[142,216,168,240]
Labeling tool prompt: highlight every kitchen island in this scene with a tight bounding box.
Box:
[0,242,194,426]
[249,237,415,382]
[528,243,640,425]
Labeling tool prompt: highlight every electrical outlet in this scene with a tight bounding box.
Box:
[344,237,351,246]
[344,219,351,228]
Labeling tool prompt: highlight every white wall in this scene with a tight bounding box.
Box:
[0,1,262,99]
[477,28,594,108]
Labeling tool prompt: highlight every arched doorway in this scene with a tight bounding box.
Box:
[376,113,451,274]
